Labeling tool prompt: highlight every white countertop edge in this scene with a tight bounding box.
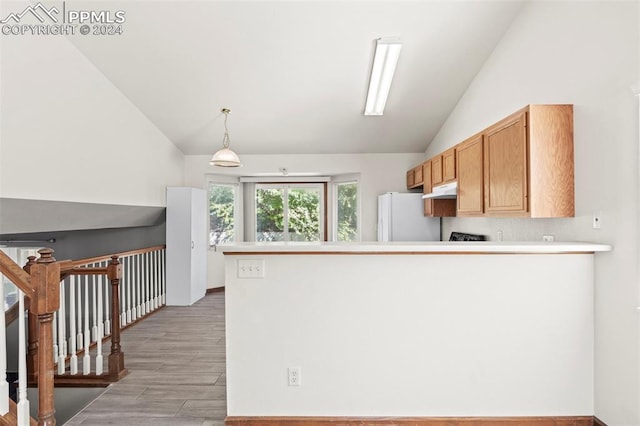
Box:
[215,241,612,254]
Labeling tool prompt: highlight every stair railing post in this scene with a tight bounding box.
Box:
[30,248,60,426]
[107,256,126,381]
[23,256,39,384]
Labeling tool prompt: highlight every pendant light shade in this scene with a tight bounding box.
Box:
[210,108,241,167]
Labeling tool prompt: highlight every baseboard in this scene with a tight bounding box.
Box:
[225,416,594,426]
[593,417,607,426]
[206,287,225,294]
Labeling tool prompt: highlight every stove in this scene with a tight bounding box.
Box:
[449,232,486,241]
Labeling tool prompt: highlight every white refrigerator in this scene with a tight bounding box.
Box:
[377,192,441,241]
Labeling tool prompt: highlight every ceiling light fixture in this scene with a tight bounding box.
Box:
[364,37,402,116]
[210,108,241,167]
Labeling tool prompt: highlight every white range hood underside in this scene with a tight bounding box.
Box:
[422,181,457,199]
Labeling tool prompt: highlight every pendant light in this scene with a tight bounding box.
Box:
[210,108,241,167]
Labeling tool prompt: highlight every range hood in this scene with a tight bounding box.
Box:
[422,181,457,199]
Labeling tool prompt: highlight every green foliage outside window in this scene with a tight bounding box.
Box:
[256,188,285,241]
[256,186,320,242]
[287,188,320,241]
[337,182,358,241]
[209,184,235,246]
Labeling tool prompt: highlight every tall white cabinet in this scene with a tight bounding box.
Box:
[166,187,207,306]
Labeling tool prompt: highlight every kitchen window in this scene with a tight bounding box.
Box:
[208,180,241,247]
[255,183,326,242]
[334,181,359,241]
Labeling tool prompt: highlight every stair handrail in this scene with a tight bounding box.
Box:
[0,250,35,301]
[1,248,60,426]
[64,245,165,270]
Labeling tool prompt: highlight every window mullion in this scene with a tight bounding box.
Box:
[283,185,289,242]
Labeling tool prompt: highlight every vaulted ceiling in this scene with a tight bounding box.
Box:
[68,1,524,155]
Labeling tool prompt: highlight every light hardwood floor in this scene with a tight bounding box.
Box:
[65,291,227,425]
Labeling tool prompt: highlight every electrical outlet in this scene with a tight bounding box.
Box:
[592,214,602,229]
[288,367,301,386]
[542,235,554,242]
[237,259,265,279]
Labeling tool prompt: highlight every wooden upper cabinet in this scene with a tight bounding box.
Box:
[413,165,424,187]
[456,134,484,216]
[423,159,456,218]
[483,105,574,217]
[406,169,415,190]
[407,104,573,218]
[407,164,425,189]
[484,111,528,215]
[442,148,456,183]
[527,105,574,217]
[431,155,443,186]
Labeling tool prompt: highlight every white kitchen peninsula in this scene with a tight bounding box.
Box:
[219,242,610,422]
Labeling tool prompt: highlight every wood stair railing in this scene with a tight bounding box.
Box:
[26,245,166,387]
[0,248,60,426]
[0,245,166,424]
[0,399,37,426]
[26,256,128,387]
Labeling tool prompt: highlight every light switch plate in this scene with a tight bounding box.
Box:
[237,259,265,279]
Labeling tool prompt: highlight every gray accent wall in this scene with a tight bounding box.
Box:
[0,220,166,261]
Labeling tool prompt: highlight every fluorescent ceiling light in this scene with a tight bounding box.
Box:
[364,37,402,116]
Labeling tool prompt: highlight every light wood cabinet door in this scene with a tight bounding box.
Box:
[413,165,424,186]
[431,155,443,186]
[456,134,484,216]
[484,111,528,215]
[422,161,433,216]
[406,169,415,190]
[442,148,456,183]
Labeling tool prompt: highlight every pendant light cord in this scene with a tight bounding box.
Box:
[222,110,231,148]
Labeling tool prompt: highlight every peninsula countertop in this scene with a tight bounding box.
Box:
[215,241,612,254]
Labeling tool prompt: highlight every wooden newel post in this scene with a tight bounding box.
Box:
[23,256,39,383]
[107,256,127,381]
[30,248,60,426]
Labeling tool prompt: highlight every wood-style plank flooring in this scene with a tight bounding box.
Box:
[65,291,226,425]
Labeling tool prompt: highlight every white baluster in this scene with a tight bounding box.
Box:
[149,251,155,311]
[153,251,159,310]
[136,254,142,318]
[61,280,67,358]
[149,251,154,311]
[126,255,132,324]
[104,262,111,336]
[52,311,58,364]
[121,256,127,326]
[76,274,83,350]
[95,274,104,375]
[147,252,154,312]
[83,275,91,375]
[57,282,65,374]
[69,276,78,375]
[17,291,29,426]
[162,248,166,305]
[98,269,104,339]
[0,273,8,415]
[142,252,148,315]
[91,269,98,342]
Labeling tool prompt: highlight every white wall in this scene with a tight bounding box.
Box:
[225,252,595,417]
[0,15,184,207]
[425,2,639,424]
[184,153,424,288]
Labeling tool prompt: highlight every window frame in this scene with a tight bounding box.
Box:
[331,174,361,242]
[254,182,327,242]
[206,176,243,249]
